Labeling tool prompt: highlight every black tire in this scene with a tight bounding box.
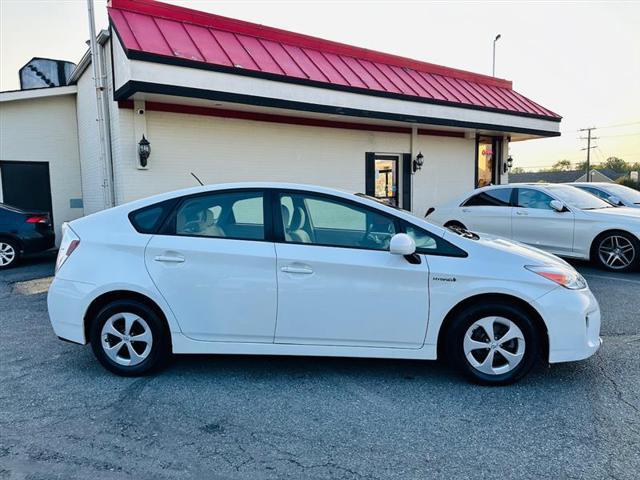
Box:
[591,231,640,273]
[89,299,171,376]
[445,302,541,386]
[0,239,20,269]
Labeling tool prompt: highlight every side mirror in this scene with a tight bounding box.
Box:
[549,200,566,212]
[608,195,623,206]
[390,233,416,255]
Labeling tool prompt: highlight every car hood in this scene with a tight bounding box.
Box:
[447,230,572,268]
[581,206,640,221]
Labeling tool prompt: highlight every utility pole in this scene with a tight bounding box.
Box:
[492,34,501,77]
[578,127,598,182]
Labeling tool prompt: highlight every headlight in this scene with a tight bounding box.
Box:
[525,265,587,290]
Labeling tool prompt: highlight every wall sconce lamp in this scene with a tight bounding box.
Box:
[138,135,151,168]
[504,155,513,174]
[413,152,424,173]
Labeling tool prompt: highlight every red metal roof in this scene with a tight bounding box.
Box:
[108,0,560,120]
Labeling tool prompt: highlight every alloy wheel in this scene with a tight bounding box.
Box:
[0,242,16,267]
[598,235,636,270]
[463,316,525,376]
[100,312,153,367]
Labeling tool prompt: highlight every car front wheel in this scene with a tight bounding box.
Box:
[89,299,171,376]
[445,302,541,385]
[592,231,639,272]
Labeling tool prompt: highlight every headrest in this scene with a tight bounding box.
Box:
[281,204,291,227]
[290,206,306,230]
[205,208,214,224]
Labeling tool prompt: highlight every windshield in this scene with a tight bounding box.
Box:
[602,184,640,204]
[546,185,613,210]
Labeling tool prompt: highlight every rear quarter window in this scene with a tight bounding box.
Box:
[129,199,177,234]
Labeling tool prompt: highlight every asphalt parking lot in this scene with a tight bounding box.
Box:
[1,253,638,480]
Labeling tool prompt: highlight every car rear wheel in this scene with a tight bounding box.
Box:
[445,302,541,385]
[0,239,19,269]
[89,299,171,376]
[592,231,639,272]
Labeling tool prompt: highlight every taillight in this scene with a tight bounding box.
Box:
[55,224,81,274]
[26,214,49,224]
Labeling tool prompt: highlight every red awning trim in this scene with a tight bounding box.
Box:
[108,0,561,121]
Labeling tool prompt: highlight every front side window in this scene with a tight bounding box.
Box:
[279,193,396,250]
[515,188,555,210]
[463,188,512,207]
[576,186,609,201]
[174,191,264,240]
[403,222,467,257]
[545,185,612,210]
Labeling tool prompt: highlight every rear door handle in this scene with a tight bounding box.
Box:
[154,255,185,263]
[461,208,471,213]
[515,210,528,216]
[281,265,313,274]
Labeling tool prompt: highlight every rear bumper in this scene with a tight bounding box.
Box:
[535,286,602,363]
[47,277,94,345]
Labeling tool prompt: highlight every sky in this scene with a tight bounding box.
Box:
[1,0,639,170]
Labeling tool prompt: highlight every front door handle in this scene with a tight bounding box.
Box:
[515,210,528,216]
[154,255,185,263]
[281,265,313,274]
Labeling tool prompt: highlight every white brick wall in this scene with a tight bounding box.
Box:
[109,106,478,215]
[0,94,83,243]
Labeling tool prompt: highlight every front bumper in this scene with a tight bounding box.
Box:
[535,286,602,363]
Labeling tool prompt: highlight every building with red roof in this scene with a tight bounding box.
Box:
[0,0,560,235]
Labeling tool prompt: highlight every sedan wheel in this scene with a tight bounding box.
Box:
[0,241,18,269]
[100,313,153,367]
[596,234,637,271]
[90,299,170,376]
[463,317,525,376]
[446,302,540,385]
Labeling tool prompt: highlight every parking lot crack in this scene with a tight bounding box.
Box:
[595,351,640,417]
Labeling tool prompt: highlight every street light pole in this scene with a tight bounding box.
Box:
[492,34,501,77]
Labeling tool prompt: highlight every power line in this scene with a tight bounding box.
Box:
[595,121,640,130]
[596,132,640,138]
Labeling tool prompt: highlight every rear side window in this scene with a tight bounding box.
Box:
[463,188,512,207]
[129,199,177,234]
[172,190,265,240]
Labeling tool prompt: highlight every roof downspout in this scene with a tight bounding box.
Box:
[86,0,115,208]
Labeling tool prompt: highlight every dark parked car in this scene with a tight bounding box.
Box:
[0,203,55,269]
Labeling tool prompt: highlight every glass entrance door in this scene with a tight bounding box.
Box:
[476,136,502,188]
[374,156,399,207]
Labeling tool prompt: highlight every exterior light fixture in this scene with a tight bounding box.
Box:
[504,155,513,173]
[413,152,424,173]
[138,135,150,168]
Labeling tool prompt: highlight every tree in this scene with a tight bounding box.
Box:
[551,159,572,172]
[511,167,525,174]
[602,156,629,172]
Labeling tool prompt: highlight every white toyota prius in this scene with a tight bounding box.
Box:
[48,183,601,385]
